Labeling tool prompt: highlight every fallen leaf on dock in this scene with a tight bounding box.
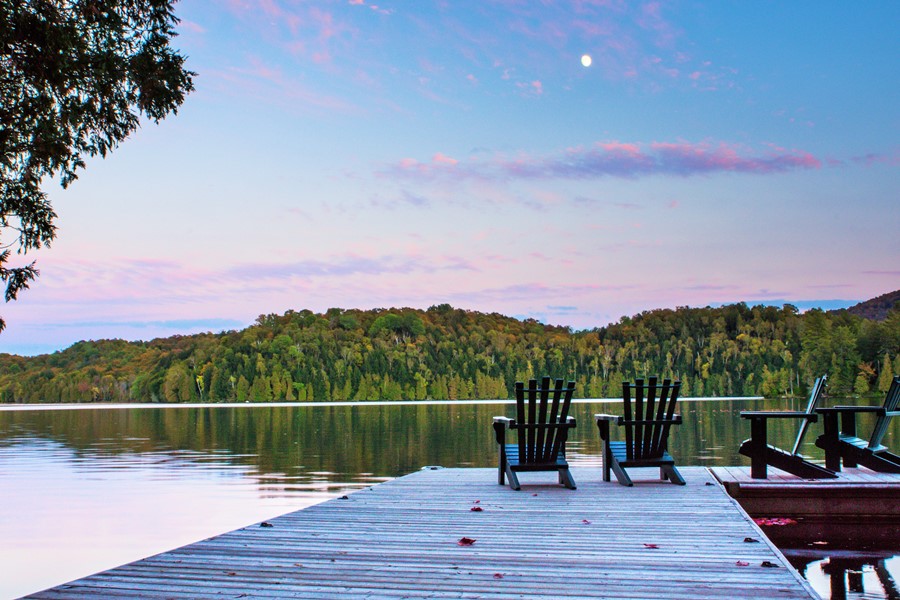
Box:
[470,506,483,512]
[643,543,660,549]
[736,561,750,566]
[473,500,480,504]
[493,573,504,579]
[260,522,274,528]
[760,561,781,568]
[457,537,476,546]
[753,517,797,526]
[582,519,592,525]
[743,537,760,543]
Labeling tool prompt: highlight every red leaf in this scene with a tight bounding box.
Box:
[493,573,504,579]
[643,543,660,549]
[457,537,476,546]
[753,517,797,527]
[470,506,483,512]
[736,561,750,567]
[473,500,480,504]
[582,519,592,525]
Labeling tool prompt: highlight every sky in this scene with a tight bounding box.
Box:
[2,0,898,356]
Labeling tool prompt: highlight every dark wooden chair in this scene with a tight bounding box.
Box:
[738,375,836,479]
[595,377,684,486]
[815,375,900,473]
[493,377,576,490]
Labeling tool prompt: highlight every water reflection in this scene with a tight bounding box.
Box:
[786,551,900,600]
[0,398,898,599]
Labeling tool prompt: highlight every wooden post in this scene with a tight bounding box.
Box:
[749,415,767,479]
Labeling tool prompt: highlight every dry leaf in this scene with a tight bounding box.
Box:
[470,506,484,512]
[736,561,750,567]
[493,573,504,579]
[753,517,797,526]
[457,537,476,546]
[643,543,660,549]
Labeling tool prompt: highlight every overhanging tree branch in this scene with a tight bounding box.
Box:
[0,0,195,331]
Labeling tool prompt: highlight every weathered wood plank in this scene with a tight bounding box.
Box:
[29,467,818,600]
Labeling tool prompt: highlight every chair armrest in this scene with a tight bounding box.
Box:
[595,414,622,424]
[492,417,512,446]
[617,416,683,426]
[741,411,818,421]
[564,416,576,427]
[817,406,885,415]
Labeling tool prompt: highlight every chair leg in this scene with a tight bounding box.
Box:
[506,465,521,491]
[559,468,576,490]
[602,444,612,482]
[498,451,506,485]
[662,464,686,485]
[608,457,633,487]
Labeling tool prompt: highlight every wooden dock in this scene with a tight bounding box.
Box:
[711,466,900,519]
[711,466,900,551]
[29,467,818,599]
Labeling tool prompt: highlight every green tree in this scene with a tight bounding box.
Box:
[0,0,194,330]
[878,353,894,392]
[163,362,193,402]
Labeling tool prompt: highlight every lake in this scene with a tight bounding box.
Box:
[1,397,898,599]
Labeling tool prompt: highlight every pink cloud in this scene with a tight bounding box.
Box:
[383,141,822,182]
[851,151,900,166]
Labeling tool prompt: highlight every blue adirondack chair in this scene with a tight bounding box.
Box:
[493,377,576,490]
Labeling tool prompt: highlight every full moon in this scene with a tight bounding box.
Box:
[581,54,592,67]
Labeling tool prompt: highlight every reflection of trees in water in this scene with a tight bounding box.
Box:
[2,397,889,480]
[789,552,900,600]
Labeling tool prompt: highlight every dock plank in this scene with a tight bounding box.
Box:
[29,467,817,599]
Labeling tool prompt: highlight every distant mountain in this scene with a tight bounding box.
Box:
[837,289,900,321]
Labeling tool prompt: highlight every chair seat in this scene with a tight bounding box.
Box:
[837,435,889,453]
[608,441,676,467]
[504,444,570,471]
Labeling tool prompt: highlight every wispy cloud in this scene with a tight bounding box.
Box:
[226,254,477,282]
[383,141,822,182]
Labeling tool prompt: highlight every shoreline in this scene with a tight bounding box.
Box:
[0,396,765,411]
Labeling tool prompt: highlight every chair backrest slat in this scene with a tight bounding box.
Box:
[541,378,563,462]
[623,381,634,460]
[513,377,575,465]
[791,375,827,456]
[526,379,538,462]
[515,381,526,464]
[549,379,574,461]
[641,377,658,458]
[535,376,550,460]
[658,379,680,457]
[651,378,672,453]
[868,376,900,450]
[633,379,645,460]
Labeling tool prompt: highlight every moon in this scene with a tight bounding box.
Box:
[581,54,592,67]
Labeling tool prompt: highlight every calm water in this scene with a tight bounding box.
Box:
[1,397,898,599]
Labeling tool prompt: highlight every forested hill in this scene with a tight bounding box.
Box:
[840,289,900,321]
[1,300,899,404]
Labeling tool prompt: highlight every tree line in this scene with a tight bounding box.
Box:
[1,302,898,404]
